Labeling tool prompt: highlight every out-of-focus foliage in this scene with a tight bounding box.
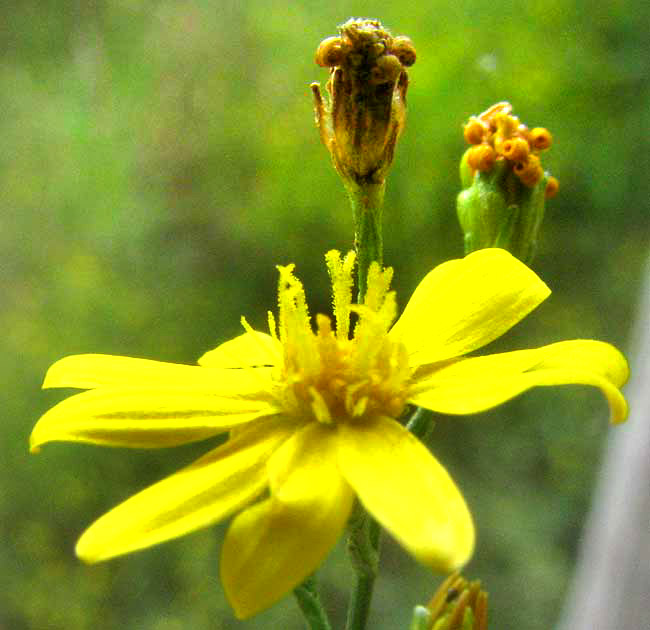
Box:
[2,1,648,628]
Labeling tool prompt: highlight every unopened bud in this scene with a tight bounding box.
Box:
[456,102,558,263]
[311,18,416,185]
[410,573,489,630]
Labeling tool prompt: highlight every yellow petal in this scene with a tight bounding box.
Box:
[198,331,280,368]
[337,416,474,572]
[221,422,353,619]
[30,386,281,451]
[410,340,629,423]
[75,418,293,563]
[43,353,274,393]
[389,249,550,365]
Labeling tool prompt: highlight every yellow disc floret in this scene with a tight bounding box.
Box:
[274,251,411,425]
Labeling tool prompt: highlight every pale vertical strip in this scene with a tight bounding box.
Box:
[558,259,650,630]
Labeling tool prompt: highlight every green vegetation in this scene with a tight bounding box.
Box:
[2,1,648,628]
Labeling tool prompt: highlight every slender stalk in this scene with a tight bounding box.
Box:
[406,406,436,442]
[343,408,433,630]
[345,570,376,630]
[343,177,386,630]
[345,502,381,630]
[345,180,385,301]
[293,574,333,630]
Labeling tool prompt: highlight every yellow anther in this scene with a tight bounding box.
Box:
[494,113,520,140]
[463,118,488,145]
[514,154,543,187]
[467,145,497,172]
[516,123,531,141]
[530,127,553,150]
[501,137,530,162]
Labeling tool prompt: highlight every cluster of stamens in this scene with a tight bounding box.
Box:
[314,18,416,77]
[463,102,559,197]
[273,252,411,426]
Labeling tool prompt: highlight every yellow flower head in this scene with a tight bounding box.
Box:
[30,249,628,619]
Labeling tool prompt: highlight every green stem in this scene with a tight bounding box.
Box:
[345,180,385,301]
[406,406,435,442]
[293,574,333,630]
[343,177,386,630]
[345,502,381,630]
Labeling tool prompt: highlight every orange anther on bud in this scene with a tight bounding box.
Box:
[463,118,487,145]
[530,127,553,150]
[501,137,530,162]
[494,112,519,139]
[467,145,497,172]
[514,154,543,187]
[545,176,559,198]
[517,123,531,141]
[459,103,558,263]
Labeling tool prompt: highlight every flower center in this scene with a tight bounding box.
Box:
[272,251,412,425]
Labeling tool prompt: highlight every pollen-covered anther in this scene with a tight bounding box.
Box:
[315,36,344,67]
[529,127,553,150]
[501,137,529,162]
[517,123,531,141]
[463,118,488,145]
[390,36,417,66]
[494,112,520,140]
[514,154,543,187]
[467,145,497,172]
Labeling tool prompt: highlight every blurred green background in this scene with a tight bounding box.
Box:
[2,1,649,628]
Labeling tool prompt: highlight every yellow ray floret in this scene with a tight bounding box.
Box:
[31,247,628,618]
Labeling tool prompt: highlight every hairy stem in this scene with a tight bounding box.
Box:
[293,574,333,630]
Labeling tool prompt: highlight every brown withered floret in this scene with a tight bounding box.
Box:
[311,19,416,185]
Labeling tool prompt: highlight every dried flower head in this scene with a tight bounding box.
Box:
[311,19,416,185]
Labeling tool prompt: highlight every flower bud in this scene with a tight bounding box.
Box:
[410,572,488,630]
[311,19,416,185]
[456,102,558,263]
